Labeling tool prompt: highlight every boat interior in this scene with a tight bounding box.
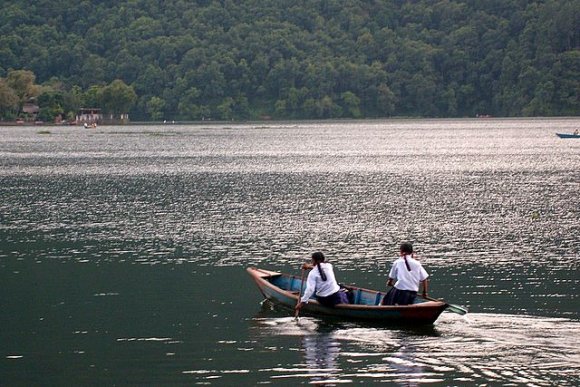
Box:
[270,273,390,306]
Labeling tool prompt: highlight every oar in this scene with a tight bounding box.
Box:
[423,295,468,315]
[294,268,306,320]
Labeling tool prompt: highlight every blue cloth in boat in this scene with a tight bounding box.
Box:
[317,290,349,307]
[381,287,417,306]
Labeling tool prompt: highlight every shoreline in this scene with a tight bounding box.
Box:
[1,116,579,128]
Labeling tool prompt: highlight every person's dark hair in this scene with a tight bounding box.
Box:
[400,242,413,271]
[312,252,327,281]
[400,242,413,255]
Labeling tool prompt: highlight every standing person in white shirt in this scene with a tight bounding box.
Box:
[295,252,348,312]
[381,242,429,305]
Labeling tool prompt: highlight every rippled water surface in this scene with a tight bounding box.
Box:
[1,119,579,385]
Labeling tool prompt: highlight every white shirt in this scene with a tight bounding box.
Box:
[301,263,341,303]
[389,255,429,292]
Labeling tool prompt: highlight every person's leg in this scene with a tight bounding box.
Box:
[381,287,398,305]
[396,290,417,305]
[317,292,344,307]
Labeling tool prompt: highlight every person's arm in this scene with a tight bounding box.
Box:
[420,278,429,297]
[387,260,398,287]
[418,263,429,297]
[295,282,314,311]
[298,272,316,304]
[295,262,316,311]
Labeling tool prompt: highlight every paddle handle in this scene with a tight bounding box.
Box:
[422,295,442,303]
[294,269,306,318]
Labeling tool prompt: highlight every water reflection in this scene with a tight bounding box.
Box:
[301,332,344,384]
[250,302,439,385]
[251,302,580,385]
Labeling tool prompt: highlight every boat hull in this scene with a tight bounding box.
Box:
[556,133,580,138]
[247,267,448,325]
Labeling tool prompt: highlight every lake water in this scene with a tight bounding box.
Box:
[1,119,579,385]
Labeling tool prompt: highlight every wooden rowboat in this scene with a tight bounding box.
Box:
[556,133,580,139]
[247,267,449,325]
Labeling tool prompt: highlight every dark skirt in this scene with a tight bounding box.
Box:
[381,287,417,306]
[317,290,349,307]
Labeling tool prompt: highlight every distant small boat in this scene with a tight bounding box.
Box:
[247,267,449,325]
[556,133,580,138]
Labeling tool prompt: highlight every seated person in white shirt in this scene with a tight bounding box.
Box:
[382,242,429,305]
[295,252,348,312]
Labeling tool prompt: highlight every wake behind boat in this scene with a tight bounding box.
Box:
[247,267,450,325]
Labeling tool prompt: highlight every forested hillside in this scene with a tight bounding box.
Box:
[0,0,578,121]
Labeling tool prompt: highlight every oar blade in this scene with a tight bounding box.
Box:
[423,295,468,315]
[447,303,468,315]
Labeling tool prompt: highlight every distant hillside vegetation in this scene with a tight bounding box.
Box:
[0,0,578,121]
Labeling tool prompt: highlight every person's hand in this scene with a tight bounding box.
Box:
[295,301,303,311]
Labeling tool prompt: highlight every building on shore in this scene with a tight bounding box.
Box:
[105,113,130,124]
[76,108,102,125]
[22,101,40,122]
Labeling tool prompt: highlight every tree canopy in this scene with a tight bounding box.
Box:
[0,0,578,121]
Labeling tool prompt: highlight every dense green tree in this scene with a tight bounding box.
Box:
[177,86,202,119]
[100,80,137,116]
[5,70,41,104]
[0,79,19,119]
[83,85,104,109]
[341,91,361,118]
[0,0,577,120]
[37,89,65,122]
[146,96,166,121]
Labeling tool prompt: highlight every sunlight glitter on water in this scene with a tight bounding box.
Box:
[246,313,580,385]
[1,119,578,385]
